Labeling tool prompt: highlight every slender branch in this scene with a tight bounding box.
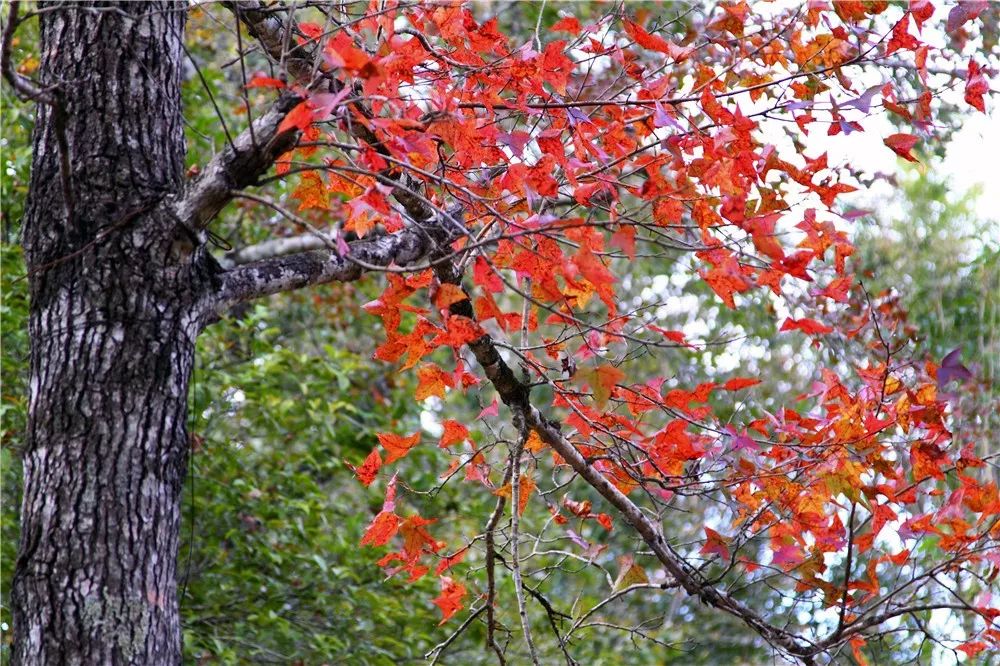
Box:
[523,584,575,666]
[426,605,487,665]
[484,456,513,666]
[223,234,329,266]
[1,0,55,103]
[565,584,671,645]
[510,413,541,666]
[228,190,337,255]
[834,502,858,637]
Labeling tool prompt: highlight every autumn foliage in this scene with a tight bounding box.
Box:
[239,1,996,662]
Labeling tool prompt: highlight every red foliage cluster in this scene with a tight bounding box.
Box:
[261,1,995,659]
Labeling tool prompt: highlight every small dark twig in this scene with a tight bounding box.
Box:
[3,1,75,222]
[1,0,54,103]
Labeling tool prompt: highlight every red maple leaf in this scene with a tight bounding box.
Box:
[432,577,466,624]
[883,133,920,162]
[780,318,834,335]
[378,431,421,463]
[347,447,382,487]
[965,59,988,113]
[360,511,400,547]
[439,419,469,448]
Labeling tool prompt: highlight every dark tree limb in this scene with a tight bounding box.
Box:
[3,0,75,222]
[206,205,464,316]
[428,254,828,662]
[1,0,55,103]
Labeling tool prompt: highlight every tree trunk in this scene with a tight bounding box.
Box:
[10,3,213,663]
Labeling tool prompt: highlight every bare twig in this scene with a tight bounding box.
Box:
[510,413,541,666]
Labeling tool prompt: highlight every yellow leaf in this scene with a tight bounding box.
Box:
[613,555,649,591]
[525,430,546,453]
[493,473,535,516]
[292,171,328,211]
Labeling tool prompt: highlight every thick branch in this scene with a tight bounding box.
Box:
[223,234,329,266]
[208,206,463,315]
[171,93,301,230]
[168,0,341,232]
[434,259,531,409]
[223,0,317,82]
[215,230,423,309]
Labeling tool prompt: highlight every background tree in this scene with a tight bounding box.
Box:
[2,1,998,664]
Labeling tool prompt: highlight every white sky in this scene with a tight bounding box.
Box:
[805,99,1000,233]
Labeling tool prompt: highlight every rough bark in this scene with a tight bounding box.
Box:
[10,3,214,663]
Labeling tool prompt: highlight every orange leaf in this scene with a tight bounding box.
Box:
[850,636,869,666]
[434,315,484,348]
[415,363,454,400]
[888,549,910,566]
[958,642,988,658]
[291,171,328,211]
[378,431,421,463]
[723,377,761,391]
[622,19,690,60]
[700,527,731,559]
[524,430,546,453]
[400,514,441,559]
[820,275,853,303]
[432,577,466,624]
[439,419,469,448]
[348,447,381,487]
[433,283,468,310]
[298,22,323,41]
[360,511,399,547]
[587,364,625,408]
[701,265,751,309]
[246,73,286,89]
[278,100,315,134]
[435,546,469,575]
[613,554,650,590]
[494,474,536,516]
[325,31,379,78]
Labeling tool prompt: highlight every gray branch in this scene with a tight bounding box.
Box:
[207,207,463,316]
[170,0,328,232]
[171,93,302,231]
[222,234,330,267]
